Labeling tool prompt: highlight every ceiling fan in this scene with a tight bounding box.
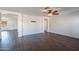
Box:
[41,7,61,16]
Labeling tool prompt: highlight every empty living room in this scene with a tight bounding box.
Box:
[0,7,79,51]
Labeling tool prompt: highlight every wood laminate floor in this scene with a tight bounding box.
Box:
[0,30,18,51]
[0,31,79,51]
[17,32,79,51]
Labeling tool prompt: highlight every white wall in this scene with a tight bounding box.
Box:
[1,15,17,30]
[22,14,44,36]
[49,15,79,38]
[0,13,44,37]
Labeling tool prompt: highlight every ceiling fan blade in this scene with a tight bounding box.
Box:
[48,10,52,13]
[44,7,50,9]
[52,10,59,15]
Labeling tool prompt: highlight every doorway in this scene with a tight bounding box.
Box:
[0,10,18,51]
[43,17,49,33]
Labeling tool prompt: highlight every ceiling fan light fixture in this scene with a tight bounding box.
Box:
[41,7,60,16]
[48,13,52,16]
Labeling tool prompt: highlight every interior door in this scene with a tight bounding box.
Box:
[43,17,49,32]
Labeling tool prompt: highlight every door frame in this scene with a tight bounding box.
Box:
[43,16,49,33]
[0,9,23,37]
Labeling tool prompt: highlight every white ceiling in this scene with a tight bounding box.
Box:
[0,7,79,16]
